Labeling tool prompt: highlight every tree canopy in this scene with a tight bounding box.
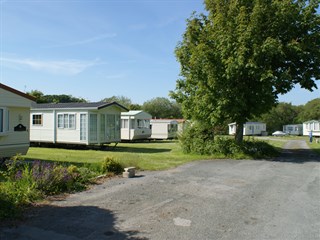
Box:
[296,98,320,122]
[171,0,320,143]
[28,90,87,103]
[101,95,134,109]
[142,97,183,119]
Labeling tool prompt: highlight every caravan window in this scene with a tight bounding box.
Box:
[137,119,150,128]
[0,108,9,133]
[57,114,76,129]
[89,114,98,141]
[0,109,3,132]
[131,119,135,129]
[80,114,87,141]
[168,124,178,133]
[121,119,129,128]
[32,114,42,125]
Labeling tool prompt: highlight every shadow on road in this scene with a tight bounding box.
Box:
[0,205,148,240]
[272,147,320,164]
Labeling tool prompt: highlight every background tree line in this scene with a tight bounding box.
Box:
[28,90,183,119]
[257,98,320,134]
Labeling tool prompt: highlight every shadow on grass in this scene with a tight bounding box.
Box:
[0,205,148,240]
[111,146,171,154]
[31,141,173,154]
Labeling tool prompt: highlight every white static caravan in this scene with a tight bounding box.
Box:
[150,119,178,139]
[30,102,128,145]
[0,83,35,159]
[283,124,303,135]
[303,120,320,137]
[228,122,267,136]
[121,110,152,141]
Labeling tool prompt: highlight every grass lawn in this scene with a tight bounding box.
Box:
[26,140,213,171]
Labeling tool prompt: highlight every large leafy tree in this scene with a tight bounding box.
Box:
[142,97,182,119]
[296,98,320,122]
[171,0,320,143]
[101,95,142,110]
[101,95,132,108]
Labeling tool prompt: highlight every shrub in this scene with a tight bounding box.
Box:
[179,121,215,155]
[179,122,277,158]
[0,172,42,220]
[30,161,87,195]
[0,160,99,220]
[101,157,123,175]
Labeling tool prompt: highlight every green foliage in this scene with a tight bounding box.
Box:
[0,161,95,220]
[101,157,124,175]
[179,121,215,154]
[296,98,320,122]
[171,0,320,143]
[0,165,42,220]
[258,102,301,133]
[27,90,87,103]
[142,97,182,119]
[257,98,320,133]
[179,122,277,158]
[101,95,133,109]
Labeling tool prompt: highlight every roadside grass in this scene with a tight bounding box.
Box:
[26,140,213,171]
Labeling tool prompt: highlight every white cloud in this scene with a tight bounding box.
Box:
[1,57,99,75]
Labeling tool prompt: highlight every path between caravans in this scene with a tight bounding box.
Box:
[1,140,319,240]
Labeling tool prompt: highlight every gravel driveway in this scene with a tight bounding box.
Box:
[1,140,320,240]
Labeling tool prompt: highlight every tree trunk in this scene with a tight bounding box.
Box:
[235,122,244,144]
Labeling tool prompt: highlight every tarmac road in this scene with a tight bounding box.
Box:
[1,140,320,240]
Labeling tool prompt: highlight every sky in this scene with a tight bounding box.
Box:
[0,0,319,106]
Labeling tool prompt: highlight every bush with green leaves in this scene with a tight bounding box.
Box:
[101,157,123,175]
[179,121,215,155]
[179,122,277,158]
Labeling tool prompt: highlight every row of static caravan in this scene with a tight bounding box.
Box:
[30,102,128,145]
[120,111,179,140]
[120,110,152,140]
[228,122,267,136]
[0,83,35,159]
[30,105,178,145]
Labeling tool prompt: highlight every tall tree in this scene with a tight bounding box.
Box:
[142,97,182,119]
[101,95,132,109]
[296,98,320,122]
[171,0,320,143]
